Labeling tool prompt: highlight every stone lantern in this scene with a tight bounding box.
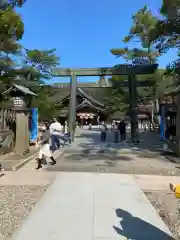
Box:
[3,84,36,154]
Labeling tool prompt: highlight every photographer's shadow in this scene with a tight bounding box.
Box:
[113,208,174,240]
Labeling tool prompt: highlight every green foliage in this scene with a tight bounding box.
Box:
[9,48,60,85]
[0,8,24,52]
[143,1,180,87]
[21,49,60,119]
[0,0,26,9]
[109,2,176,115]
[104,69,173,114]
[25,48,60,79]
[104,76,129,114]
[111,47,159,63]
[123,5,158,48]
[31,86,59,120]
[0,2,60,121]
[111,5,160,64]
[152,0,180,52]
[0,6,24,85]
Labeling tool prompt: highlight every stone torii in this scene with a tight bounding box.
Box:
[52,64,158,142]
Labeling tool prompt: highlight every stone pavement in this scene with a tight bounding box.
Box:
[46,128,180,176]
[12,172,173,240]
[1,127,178,239]
[65,127,163,154]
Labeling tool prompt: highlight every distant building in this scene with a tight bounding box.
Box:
[49,79,153,123]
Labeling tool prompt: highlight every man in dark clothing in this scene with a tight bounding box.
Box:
[165,125,176,140]
[118,120,126,141]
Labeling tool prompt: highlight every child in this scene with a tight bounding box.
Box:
[36,139,56,170]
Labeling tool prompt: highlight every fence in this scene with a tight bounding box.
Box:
[0,108,16,154]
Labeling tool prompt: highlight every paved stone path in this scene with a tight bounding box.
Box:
[12,172,173,240]
[6,127,179,239]
[46,128,180,176]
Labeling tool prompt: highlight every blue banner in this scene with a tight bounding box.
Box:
[30,108,38,141]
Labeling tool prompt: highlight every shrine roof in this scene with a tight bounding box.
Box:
[76,99,106,112]
[55,88,105,108]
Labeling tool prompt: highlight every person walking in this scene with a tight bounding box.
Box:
[35,138,56,169]
[118,120,126,141]
[63,120,71,144]
[88,121,92,130]
[100,121,107,142]
[49,118,63,151]
[112,121,119,142]
[64,120,68,136]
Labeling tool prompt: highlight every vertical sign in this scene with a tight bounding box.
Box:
[30,108,38,142]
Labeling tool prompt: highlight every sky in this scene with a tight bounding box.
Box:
[17,0,178,84]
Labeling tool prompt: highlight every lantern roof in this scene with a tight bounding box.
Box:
[3,84,36,96]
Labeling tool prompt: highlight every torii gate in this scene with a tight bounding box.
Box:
[52,64,158,142]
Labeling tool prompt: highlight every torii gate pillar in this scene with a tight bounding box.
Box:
[68,72,77,141]
[128,73,138,142]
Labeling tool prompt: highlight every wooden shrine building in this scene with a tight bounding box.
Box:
[54,80,152,124]
[55,88,107,124]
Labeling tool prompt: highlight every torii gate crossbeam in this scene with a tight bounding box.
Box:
[52,64,158,142]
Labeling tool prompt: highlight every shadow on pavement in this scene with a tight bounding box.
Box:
[74,130,178,163]
[66,130,134,162]
[65,152,133,162]
[113,208,174,240]
[46,129,180,174]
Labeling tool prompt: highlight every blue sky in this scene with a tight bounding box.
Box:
[17,0,177,83]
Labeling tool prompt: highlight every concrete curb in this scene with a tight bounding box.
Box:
[12,151,39,171]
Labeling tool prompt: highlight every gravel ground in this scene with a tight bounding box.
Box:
[0,185,48,240]
[146,191,180,240]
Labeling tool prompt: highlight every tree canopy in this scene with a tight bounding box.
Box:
[2,0,180,121]
[0,1,60,119]
[108,0,180,116]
